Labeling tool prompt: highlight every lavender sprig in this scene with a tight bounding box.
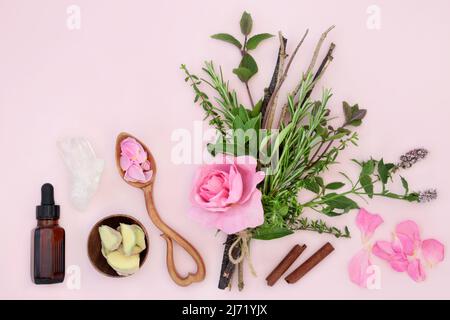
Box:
[418,189,438,203]
[398,148,428,169]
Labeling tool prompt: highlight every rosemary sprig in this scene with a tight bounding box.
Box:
[181,64,227,135]
[289,217,350,238]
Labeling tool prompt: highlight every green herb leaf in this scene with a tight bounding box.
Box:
[250,99,262,117]
[253,227,293,240]
[246,33,274,50]
[324,193,359,210]
[325,182,345,190]
[315,177,325,189]
[232,67,253,82]
[232,115,245,130]
[400,176,409,194]
[404,192,419,202]
[211,33,242,49]
[240,11,253,36]
[377,159,389,184]
[360,175,374,198]
[304,178,321,194]
[361,160,375,175]
[240,53,258,75]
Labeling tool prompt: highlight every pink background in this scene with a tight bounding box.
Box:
[1,0,449,299]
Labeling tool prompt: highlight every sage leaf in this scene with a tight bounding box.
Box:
[246,33,274,50]
[211,33,242,49]
[343,101,352,123]
[240,11,253,36]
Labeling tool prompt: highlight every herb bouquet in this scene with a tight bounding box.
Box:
[182,12,436,290]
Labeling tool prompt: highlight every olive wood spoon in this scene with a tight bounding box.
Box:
[115,132,206,286]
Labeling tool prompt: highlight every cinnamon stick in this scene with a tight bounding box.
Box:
[266,244,306,286]
[285,242,334,284]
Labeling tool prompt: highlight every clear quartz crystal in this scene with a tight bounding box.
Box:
[58,137,105,211]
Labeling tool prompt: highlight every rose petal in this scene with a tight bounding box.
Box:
[233,156,265,204]
[389,258,409,272]
[120,137,148,163]
[407,259,426,282]
[225,165,243,204]
[396,220,421,256]
[143,170,153,182]
[372,241,396,261]
[348,249,372,288]
[120,155,133,171]
[421,239,445,267]
[141,160,151,171]
[188,189,264,234]
[124,164,146,182]
[356,208,384,242]
[372,240,408,272]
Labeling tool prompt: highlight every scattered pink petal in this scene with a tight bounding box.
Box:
[372,240,408,272]
[372,241,395,261]
[348,249,372,288]
[356,208,383,242]
[407,259,426,282]
[421,239,445,267]
[395,220,421,256]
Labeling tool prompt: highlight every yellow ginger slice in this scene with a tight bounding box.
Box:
[106,250,140,276]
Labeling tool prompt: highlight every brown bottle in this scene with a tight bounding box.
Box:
[32,183,65,284]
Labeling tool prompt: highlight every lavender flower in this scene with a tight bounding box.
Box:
[418,189,437,203]
[398,148,428,169]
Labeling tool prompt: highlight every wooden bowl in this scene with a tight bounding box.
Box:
[87,214,149,277]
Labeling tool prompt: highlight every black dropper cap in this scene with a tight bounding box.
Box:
[36,183,60,220]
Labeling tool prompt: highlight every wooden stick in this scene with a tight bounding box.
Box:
[306,25,335,76]
[278,27,335,127]
[285,242,334,284]
[261,36,287,120]
[266,244,306,286]
[218,234,240,289]
[263,29,309,129]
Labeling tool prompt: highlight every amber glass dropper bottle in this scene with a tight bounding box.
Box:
[32,183,65,284]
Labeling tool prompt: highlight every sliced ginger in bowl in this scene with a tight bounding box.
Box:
[98,223,147,276]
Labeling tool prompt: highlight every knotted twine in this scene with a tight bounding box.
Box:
[228,230,257,277]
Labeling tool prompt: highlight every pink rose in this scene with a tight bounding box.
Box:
[189,155,265,234]
[120,137,152,183]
